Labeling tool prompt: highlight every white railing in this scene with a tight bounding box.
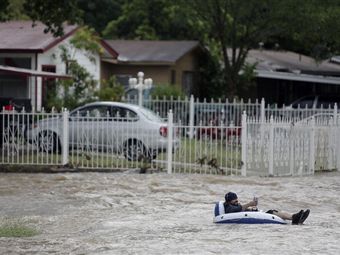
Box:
[1,103,340,176]
[245,114,340,176]
[124,95,338,127]
[123,95,261,125]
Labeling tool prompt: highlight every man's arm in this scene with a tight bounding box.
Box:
[224,204,242,213]
[241,200,257,211]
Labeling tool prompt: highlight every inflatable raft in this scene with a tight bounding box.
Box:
[214,201,287,224]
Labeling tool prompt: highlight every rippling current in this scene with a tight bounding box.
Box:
[0,170,339,255]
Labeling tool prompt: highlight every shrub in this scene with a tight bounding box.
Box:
[95,76,124,102]
[151,84,185,99]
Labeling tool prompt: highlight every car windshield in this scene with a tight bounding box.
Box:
[139,107,164,122]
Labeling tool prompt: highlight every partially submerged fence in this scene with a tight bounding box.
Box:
[1,103,339,176]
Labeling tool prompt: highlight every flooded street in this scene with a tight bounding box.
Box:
[0,170,340,254]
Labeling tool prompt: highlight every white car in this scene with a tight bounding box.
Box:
[28,102,180,160]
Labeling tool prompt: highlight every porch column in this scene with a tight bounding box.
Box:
[31,76,37,112]
[36,76,42,112]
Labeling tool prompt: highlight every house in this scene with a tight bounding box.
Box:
[101,40,203,95]
[246,49,340,105]
[0,21,117,111]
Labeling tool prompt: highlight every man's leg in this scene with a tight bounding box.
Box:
[299,209,310,224]
[269,210,304,224]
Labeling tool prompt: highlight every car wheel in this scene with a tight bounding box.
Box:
[38,131,61,153]
[123,139,147,161]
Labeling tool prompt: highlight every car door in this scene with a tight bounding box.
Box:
[108,106,138,153]
[69,105,111,151]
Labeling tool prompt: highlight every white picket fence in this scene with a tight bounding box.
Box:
[1,99,340,176]
[124,95,338,125]
[245,115,340,176]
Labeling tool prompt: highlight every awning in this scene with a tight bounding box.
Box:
[256,70,340,85]
[0,65,72,79]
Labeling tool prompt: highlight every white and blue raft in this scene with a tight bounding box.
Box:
[213,201,287,224]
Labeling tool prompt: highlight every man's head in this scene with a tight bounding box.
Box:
[225,192,238,205]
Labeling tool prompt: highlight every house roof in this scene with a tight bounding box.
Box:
[0,21,78,53]
[247,49,340,74]
[104,40,200,64]
[256,70,340,85]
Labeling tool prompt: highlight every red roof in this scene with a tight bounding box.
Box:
[0,21,78,53]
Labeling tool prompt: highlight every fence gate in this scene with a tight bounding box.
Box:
[245,116,340,176]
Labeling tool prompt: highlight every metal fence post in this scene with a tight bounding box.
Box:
[337,126,340,171]
[289,122,295,175]
[309,116,315,175]
[268,115,274,176]
[260,98,265,121]
[188,95,195,139]
[241,111,247,176]
[167,110,173,174]
[335,105,340,171]
[62,109,69,166]
[260,98,265,146]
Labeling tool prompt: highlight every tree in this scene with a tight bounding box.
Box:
[0,0,9,21]
[94,76,124,102]
[48,27,103,110]
[102,0,194,40]
[23,0,82,36]
[49,45,98,110]
[77,0,125,36]
[276,0,340,61]
[186,0,284,98]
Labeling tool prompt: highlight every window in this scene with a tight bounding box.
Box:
[182,71,194,95]
[71,106,111,118]
[115,75,132,89]
[291,96,316,108]
[317,96,340,109]
[111,107,138,121]
[0,57,31,98]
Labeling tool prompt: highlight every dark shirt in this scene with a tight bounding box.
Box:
[224,202,242,213]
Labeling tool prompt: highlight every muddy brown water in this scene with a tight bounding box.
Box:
[0,170,339,254]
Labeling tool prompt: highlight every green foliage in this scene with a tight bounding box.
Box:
[0,219,39,237]
[187,0,280,97]
[6,0,28,20]
[197,51,225,99]
[2,0,340,100]
[70,26,104,63]
[0,0,9,21]
[77,0,125,35]
[151,84,185,99]
[23,0,82,36]
[0,224,38,237]
[102,0,194,40]
[47,45,97,110]
[95,76,124,102]
[260,1,340,61]
[237,63,257,98]
[46,26,104,110]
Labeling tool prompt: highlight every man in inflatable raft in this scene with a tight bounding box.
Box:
[219,192,310,225]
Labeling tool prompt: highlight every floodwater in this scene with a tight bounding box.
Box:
[0,170,339,255]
